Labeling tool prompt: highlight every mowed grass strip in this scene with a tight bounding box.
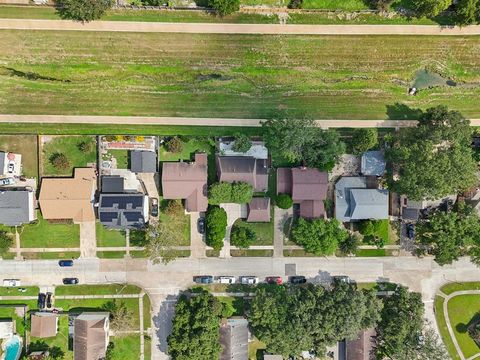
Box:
[0,31,479,119]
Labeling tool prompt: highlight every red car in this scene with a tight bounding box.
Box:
[266,276,283,285]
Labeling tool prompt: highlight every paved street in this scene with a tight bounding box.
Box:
[1,256,480,359]
[1,19,480,35]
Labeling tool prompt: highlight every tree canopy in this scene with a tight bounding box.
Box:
[262,116,345,170]
[417,202,480,266]
[385,106,477,200]
[350,128,378,155]
[55,0,113,22]
[168,291,222,360]
[232,133,252,153]
[456,0,479,25]
[230,225,256,248]
[208,0,240,16]
[0,231,13,256]
[412,0,451,17]
[275,194,293,209]
[290,218,348,255]
[205,206,227,251]
[249,281,382,357]
[146,219,183,264]
[208,182,253,204]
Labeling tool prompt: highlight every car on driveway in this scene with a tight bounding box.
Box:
[0,177,15,186]
[240,276,259,285]
[150,198,159,217]
[62,278,79,285]
[218,276,236,284]
[7,162,14,174]
[333,275,353,284]
[266,276,283,285]
[289,276,307,284]
[194,276,213,284]
[38,293,46,309]
[58,259,74,267]
[197,217,206,234]
[46,292,53,308]
[406,223,415,239]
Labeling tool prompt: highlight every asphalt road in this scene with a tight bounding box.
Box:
[2,256,480,359]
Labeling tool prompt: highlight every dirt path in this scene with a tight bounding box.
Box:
[1,19,480,35]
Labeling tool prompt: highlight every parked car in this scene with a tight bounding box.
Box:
[266,276,283,285]
[3,279,21,287]
[150,198,159,217]
[406,223,415,239]
[58,259,74,267]
[333,276,353,284]
[62,278,79,285]
[37,293,46,309]
[194,276,214,284]
[0,177,15,186]
[46,292,53,308]
[218,276,236,284]
[7,163,14,174]
[240,276,259,285]
[289,276,307,284]
[197,217,206,234]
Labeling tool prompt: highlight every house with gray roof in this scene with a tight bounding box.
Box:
[361,151,386,177]
[0,189,36,226]
[130,150,157,173]
[220,318,249,360]
[335,177,388,222]
[216,155,268,192]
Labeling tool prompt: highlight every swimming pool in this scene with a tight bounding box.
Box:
[2,335,22,360]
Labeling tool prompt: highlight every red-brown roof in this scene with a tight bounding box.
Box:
[216,156,268,192]
[299,200,325,219]
[247,198,270,222]
[346,328,376,360]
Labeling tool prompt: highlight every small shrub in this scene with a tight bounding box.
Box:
[55,0,113,22]
[206,206,227,251]
[166,137,183,153]
[0,231,13,255]
[50,153,70,170]
[230,225,256,249]
[209,182,233,205]
[78,140,94,153]
[288,0,303,9]
[275,194,293,209]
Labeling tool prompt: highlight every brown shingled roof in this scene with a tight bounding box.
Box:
[216,156,268,192]
[31,313,58,338]
[346,328,376,360]
[74,313,109,360]
[247,198,271,222]
[162,153,208,212]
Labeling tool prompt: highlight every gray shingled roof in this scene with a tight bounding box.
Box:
[101,176,124,193]
[130,151,157,173]
[216,155,268,192]
[0,152,5,176]
[98,193,146,229]
[0,190,33,226]
[361,151,386,176]
[335,177,388,222]
[220,318,249,360]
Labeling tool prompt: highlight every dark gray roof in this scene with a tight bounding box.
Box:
[131,151,157,173]
[361,151,386,176]
[216,155,268,192]
[0,152,5,176]
[402,207,420,221]
[101,176,124,193]
[335,177,388,222]
[220,318,249,360]
[0,190,33,226]
[98,193,146,229]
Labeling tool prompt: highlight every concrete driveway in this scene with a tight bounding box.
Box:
[79,221,96,258]
[219,203,247,258]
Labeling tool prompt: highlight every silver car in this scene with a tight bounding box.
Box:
[0,177,15,186]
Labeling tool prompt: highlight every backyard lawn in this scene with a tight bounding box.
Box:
[96,222,126,247]
[1,32,479,119]
[41,136,96,176]
[19,211,80,248]
[0,135,38,178]
[105,149,129,169]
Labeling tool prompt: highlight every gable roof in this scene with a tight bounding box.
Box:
[346,328,376,360]
[220,318,249,360]
[335,177,388,222]
[0,190,35,226]
[247,197,270,222]
[130,150,157,173]
[31,313,58,338]
[361,151,386,176]
[216,156,268,192]
[74,312,109,360]
[39,168,96,223]
[162,153,208,212]
[98,193,146,229]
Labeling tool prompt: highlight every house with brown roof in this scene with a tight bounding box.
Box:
[339,328,376,360]
[277,167,328,219]
[74,312,109,360]
[30,313,58,338]
[247,198,270,222]
[162,153,208,212]
[39,168,96,223]
[216,156,268,192]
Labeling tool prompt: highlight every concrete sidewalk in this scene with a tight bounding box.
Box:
[1,19,480,35]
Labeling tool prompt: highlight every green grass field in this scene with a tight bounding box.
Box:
[0,135,38,178]
[232,217,274,245]
[435,296,461,360]
[1,31,479,119]
[441,282,480,295]
[96,222,127,247]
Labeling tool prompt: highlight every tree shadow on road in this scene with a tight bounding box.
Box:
[153,294,178,353]
[386,103,424,120]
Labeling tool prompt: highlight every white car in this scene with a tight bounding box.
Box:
[240,276,259,285]
[0,177,15,186]
[3,279,21,287]
[7,162,15,174]
[218,276,236,284]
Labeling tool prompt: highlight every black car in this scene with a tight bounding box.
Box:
[150,198,159,217]
[62,277,79,285]
[37,293,46,309]
[46,292,53,308]
[289,276,307,284]
[406,223,415,239]
[197,217,206,234]
[194,275,213,284]
[58,259,74,267]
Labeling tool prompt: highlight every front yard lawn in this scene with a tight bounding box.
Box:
[441,282,480,295]
[55,284,142,296]
[435,296,461,360]
[19,211,80,248]
[358,219,398,246]
[42,135,96,176]
[21,251,80,260]
[96,222,126,247]
[0,135,38,178]
[218,296,246,317]
[0,286,39,296]
[232,217,274,246]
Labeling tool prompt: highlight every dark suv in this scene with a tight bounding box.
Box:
[194,275,213,284]
[37,293,46,309]
[289,276,307,284]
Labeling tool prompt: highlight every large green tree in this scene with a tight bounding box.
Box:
[145,220,183,264]
[350,128,378,155]
[55,0,113,22]
[376,286,424,359]
[249,282,382,357]
[386,106,477,200]
[291,218,348,256]
[208,182,253,204]
[205,206,227,251]
[418,203,480,265]
[0,231,13,256]
[262,116,345,169]
[168,291,222,360]
[230,225,256,248]
[208,0,240,16]
[456,0,479,25]
[412,0,451,17]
